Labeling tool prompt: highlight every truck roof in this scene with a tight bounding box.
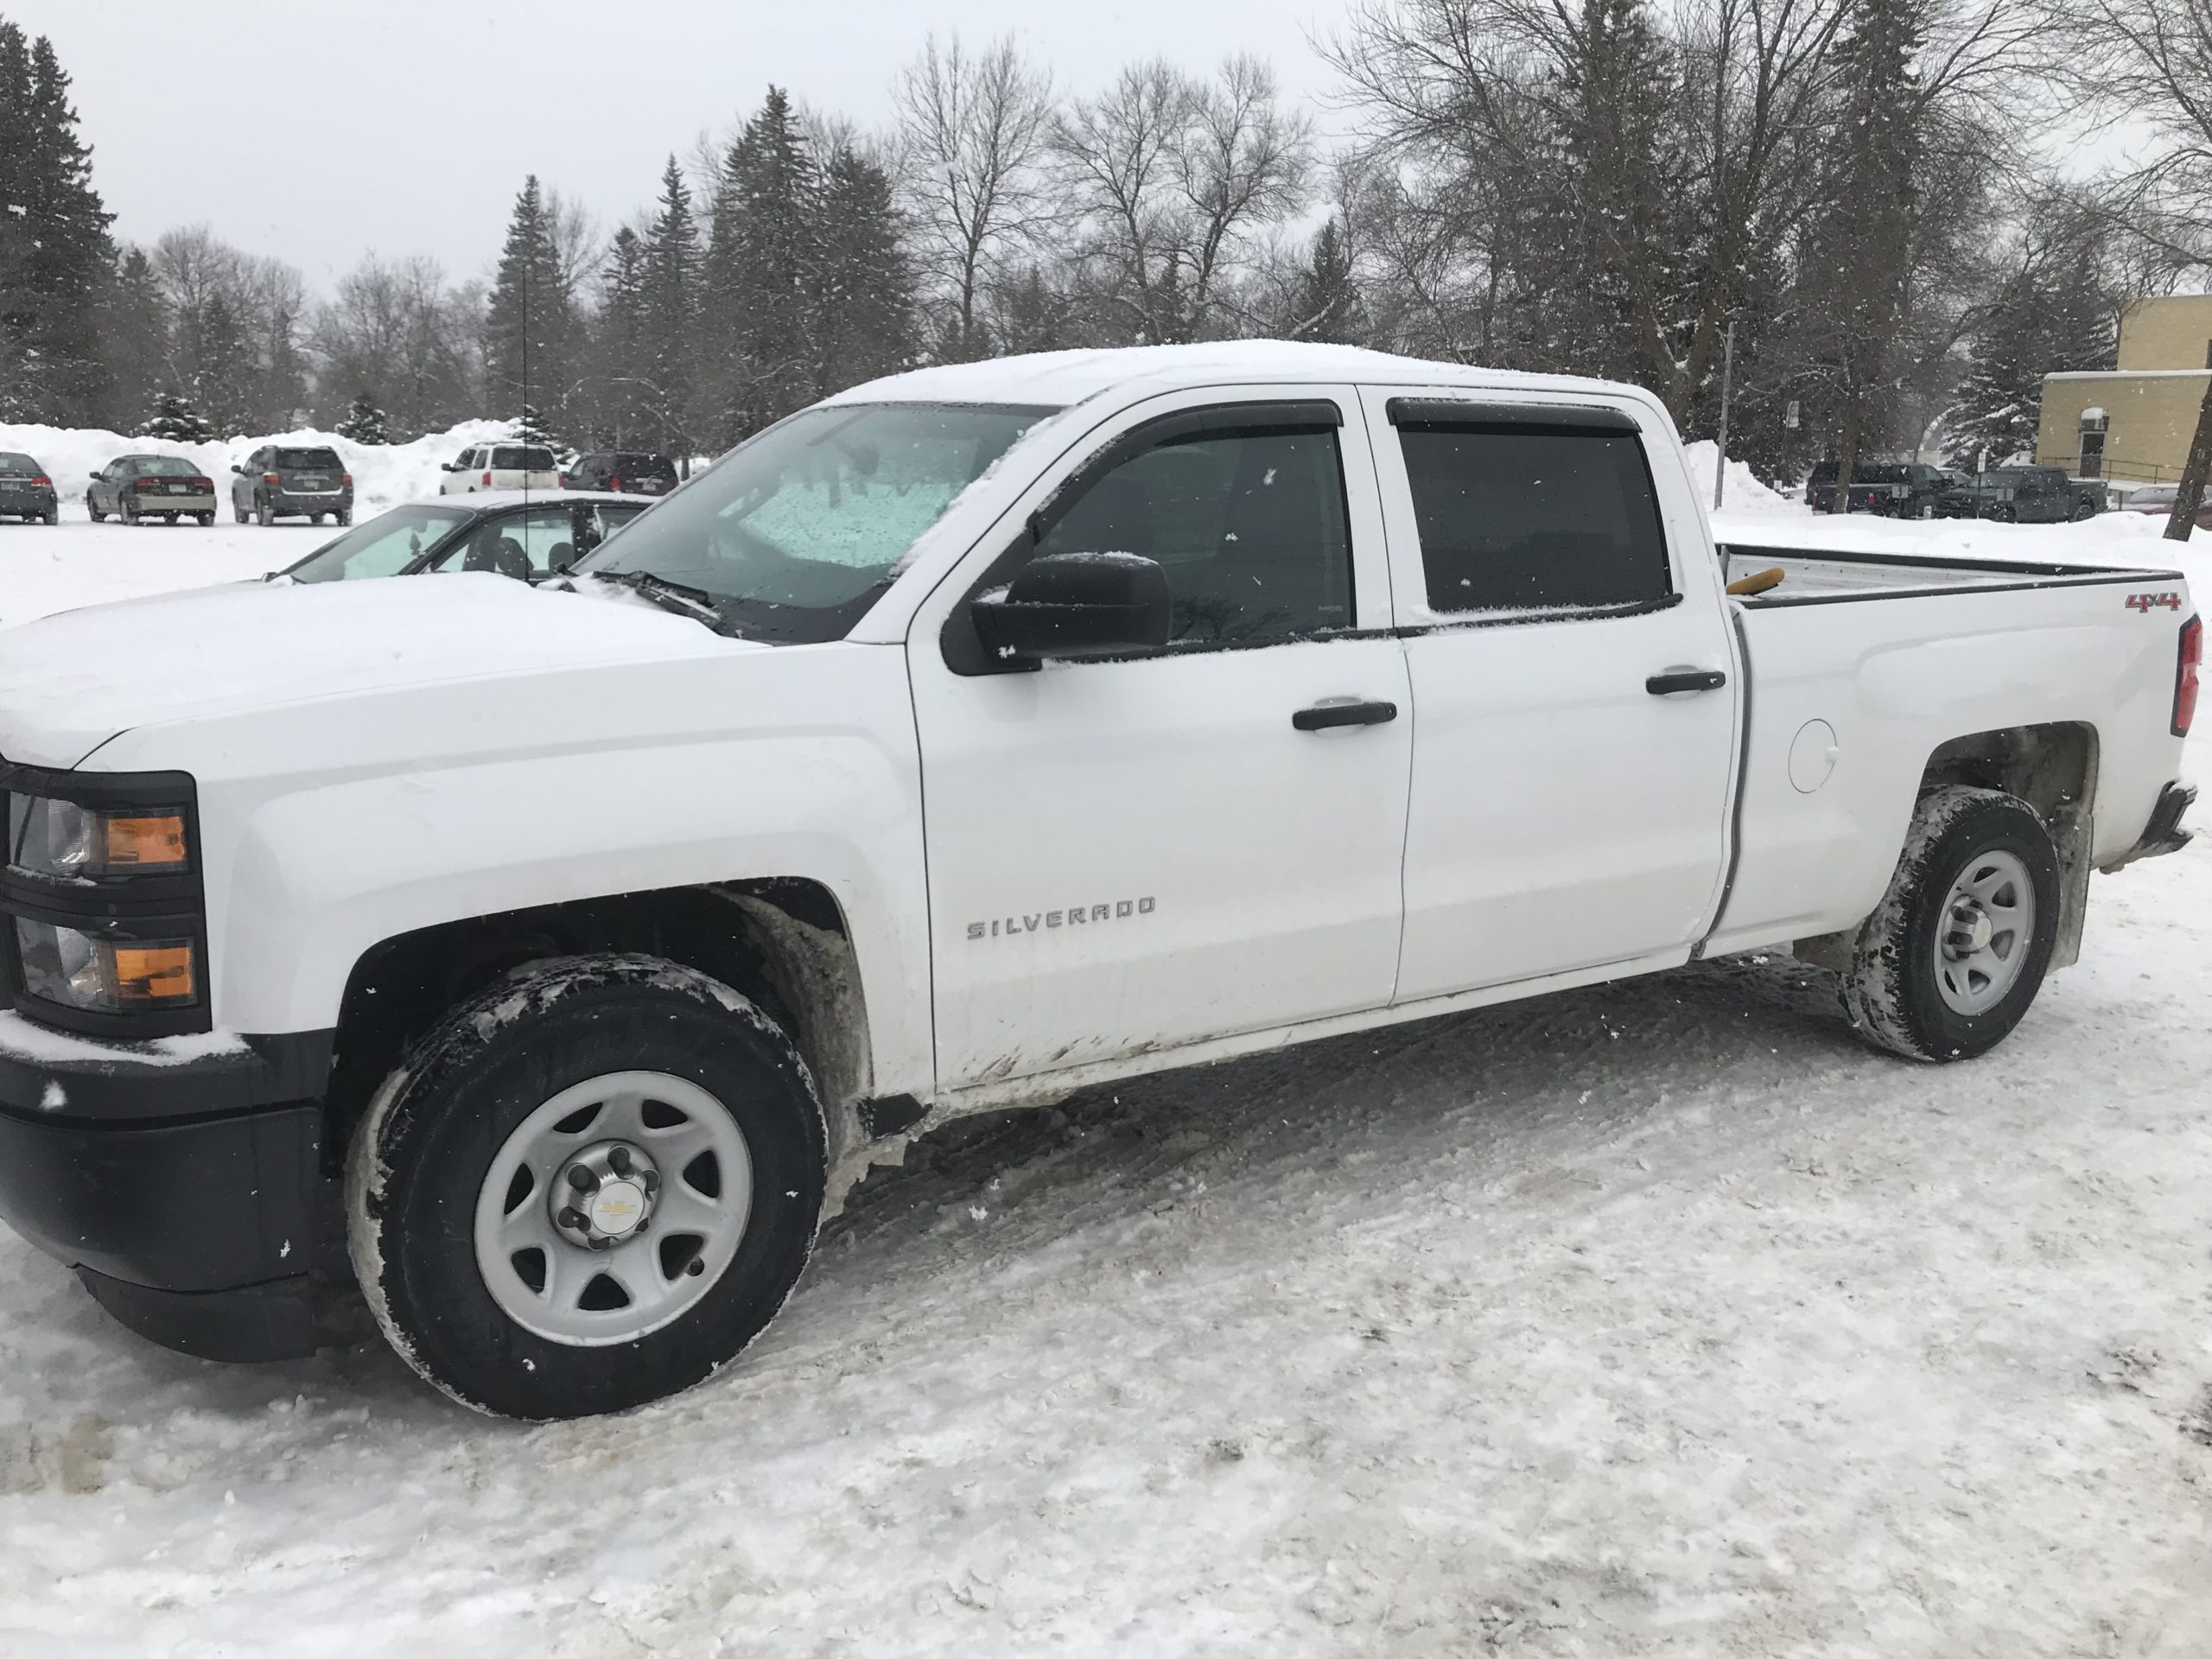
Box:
[822,340,1663,418]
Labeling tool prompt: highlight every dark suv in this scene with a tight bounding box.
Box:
[231,445,353,526]
[563,451,680,496]
[1806,461,1949,517]
[0,452,58,524]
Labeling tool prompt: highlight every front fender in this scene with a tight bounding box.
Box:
[90,643,934,1099]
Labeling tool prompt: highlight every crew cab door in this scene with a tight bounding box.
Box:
[1363,390,1740,999]
[909,388,1412,1090]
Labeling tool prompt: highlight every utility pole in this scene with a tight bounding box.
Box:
[1713,319,1738,512]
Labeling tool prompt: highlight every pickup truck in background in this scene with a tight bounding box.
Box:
[0,343,2197,1420]
[1936,465,2106,523]
[1805,460,1952,517]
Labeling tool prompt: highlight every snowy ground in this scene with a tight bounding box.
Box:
[1,495,2209,1656]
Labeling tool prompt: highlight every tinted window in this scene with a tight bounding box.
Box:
[1397,424,1669,613]
[130,456,200,478]
[614,452,678,478]
[275,447,340,468]
[492,446,556,471]
[1035,423,1352,645]
[0,453,37,474]
[427,505,576,579]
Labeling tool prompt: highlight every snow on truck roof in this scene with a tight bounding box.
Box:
[823,340,1668,421]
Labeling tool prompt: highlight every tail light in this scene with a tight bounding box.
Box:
[192,477,212,491]
[482,470,493,486]
[556,473,567,488]
[264,472,280,486]
[135,476,164,491]
[31,474,50,487]
[2177,613,2202,737]
[608,476,622,493]
[341,473,353,488]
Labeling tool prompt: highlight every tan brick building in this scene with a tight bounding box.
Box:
[2038,295,2212,486]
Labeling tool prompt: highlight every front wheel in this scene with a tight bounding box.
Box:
[256,496,274,526]
[346,954,827,1419]
[88,498,105,523]
[1840,785,2061,1062]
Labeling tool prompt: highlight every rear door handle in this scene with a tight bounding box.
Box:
[1293,699,1399,731]
[1645,669,1727,696]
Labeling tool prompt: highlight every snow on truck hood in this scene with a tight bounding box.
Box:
[0,573,744,768]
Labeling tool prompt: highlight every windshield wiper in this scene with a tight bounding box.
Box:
[581,569,729,629]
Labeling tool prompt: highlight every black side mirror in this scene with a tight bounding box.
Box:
[231,464,245,475]
[970,552,1172,667]
[88,471,102,481]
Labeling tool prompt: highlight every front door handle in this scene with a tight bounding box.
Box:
[1645,669,1727,696]
[1293,699,1399,731]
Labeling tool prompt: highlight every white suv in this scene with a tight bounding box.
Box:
[440,442,559,494]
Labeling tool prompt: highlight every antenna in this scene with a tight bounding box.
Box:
[520,245,530,509]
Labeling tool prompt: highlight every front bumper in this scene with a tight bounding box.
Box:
[0,1020,334,1360]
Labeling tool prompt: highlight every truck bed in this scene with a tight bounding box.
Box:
[1718,543,2185,607]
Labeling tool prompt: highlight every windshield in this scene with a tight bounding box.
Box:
[285,502,473,582]
[575,401,1053,643]
[131,457,199,477]
[492,446,556,471]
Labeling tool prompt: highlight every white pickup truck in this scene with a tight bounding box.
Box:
[0,343,2197,1419]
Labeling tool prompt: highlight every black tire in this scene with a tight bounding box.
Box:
[1840,785,2062,1062]
[162,512,177,524]
[88,500,105,523]
[233,499,248,524]
[346,954,827,1419]
[119,496,137,525]
[256,496,274,527]
[336,507,353,526]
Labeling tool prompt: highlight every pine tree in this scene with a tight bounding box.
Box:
[0,22,116,423]
[92,248,168,431]
[639,156,700,459]
[512,403,556,446]
[1283,217,1363,344]
[811,144,915,393]
[485,175,575,435]
[1946,240,2115,471]
[593,226,646,446]
[698,88,820,443]
[139,389,214,443]
[189,288,254,435]
[335,393,390,444]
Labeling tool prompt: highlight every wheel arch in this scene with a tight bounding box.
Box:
[321,878,879,1190]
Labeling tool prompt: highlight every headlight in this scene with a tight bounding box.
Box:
[8,796,189,878]
[12,918,199,1012]
[3,765,207,1037]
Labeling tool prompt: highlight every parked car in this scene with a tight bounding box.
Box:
[0,452,58,524]
[1935,466,2104,524]
[440,442,559,494]
[231,444,353,526]
[85,454,216,524]
[563,451,682,496]
[0,342,2196,1419]
[2120,483,2212,532]
[281,491,652,584]
[1805,461,1951,517]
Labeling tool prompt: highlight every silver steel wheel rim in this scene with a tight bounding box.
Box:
[1933,849,2036,1016]
[473,1070,753,1347]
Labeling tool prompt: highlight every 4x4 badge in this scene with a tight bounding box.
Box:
[2127,592,2182,613]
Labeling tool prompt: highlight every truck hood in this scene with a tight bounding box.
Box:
[0,574,745,768]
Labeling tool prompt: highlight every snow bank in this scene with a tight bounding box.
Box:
[0,418,523,514]
[1681,440,1800,517]
[1714,500,2202,568]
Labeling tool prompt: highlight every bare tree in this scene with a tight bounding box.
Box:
[1052,54,1314,344]
[895,33,1058,360]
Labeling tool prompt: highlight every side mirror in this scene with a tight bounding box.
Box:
[89,471,102,481]
[231,464,245,475]
[970,551,1172,666]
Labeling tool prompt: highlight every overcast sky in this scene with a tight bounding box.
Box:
[9,0,1354,291]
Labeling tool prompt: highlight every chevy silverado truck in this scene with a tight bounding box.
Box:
[0,343,2197,1420]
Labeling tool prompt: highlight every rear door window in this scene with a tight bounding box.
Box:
[491,446,556,472]
[1390,410,1670,615]
[429,505,578,579]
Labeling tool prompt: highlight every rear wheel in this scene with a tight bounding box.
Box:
[120,496,139,525]
[336,507,353,526]
[196,512,213,526]
[310,512,326,525]
[1840,786,2061,1062]
[346,955,827,1419]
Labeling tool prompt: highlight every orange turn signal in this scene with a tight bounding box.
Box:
[109,944,197,1002]
[103,814,188,868]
